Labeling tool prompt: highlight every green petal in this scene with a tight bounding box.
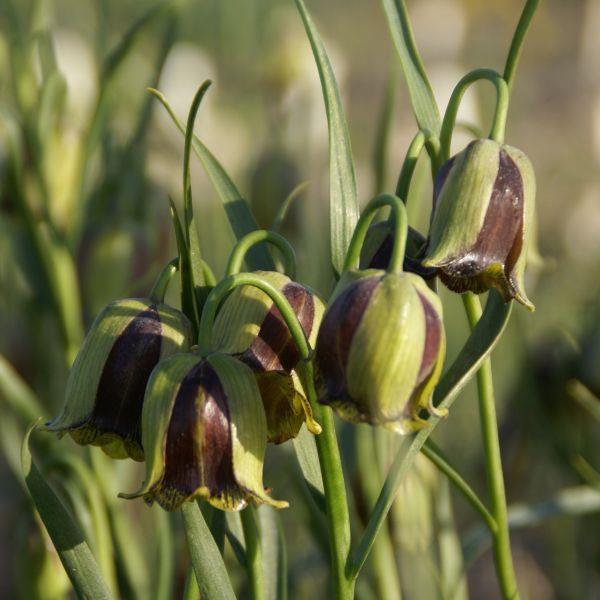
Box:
[208,354,288,509]
[425,140,499,267]
[346,274,425,428]
[211,271,291,354]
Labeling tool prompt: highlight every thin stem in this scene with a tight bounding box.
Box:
[298,361,354,599]
[463,292,519,600]
[226,230,296,278]
[503,0,541,93]
[439,69,509,161]
[421,441,497,533]
[241,506,265,600]
[149,258,178,302]
[343,193,408,274]
[197,273,310,356]
[395,130,442,202]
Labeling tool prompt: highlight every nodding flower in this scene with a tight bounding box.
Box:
[423,139,536,310]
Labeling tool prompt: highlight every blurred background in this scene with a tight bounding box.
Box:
[1,0,599,598]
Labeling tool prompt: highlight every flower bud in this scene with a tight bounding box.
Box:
[122,352,287,511]
[314,270,445,433]
[211,270,323,442]
[45,298,193,461]
[423,139,535,309]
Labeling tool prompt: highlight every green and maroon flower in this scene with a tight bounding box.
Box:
[423,139,536,309]
[314,269,445,433]
[45,298,192,461]
[121,352,287,512]
[211,270,323,443]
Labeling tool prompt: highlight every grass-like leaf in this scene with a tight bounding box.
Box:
[149,88,274,271]
[380,0,441,135]
[258,506,288,600]
[293,0,359,275]
[181,501,236,600]
[21,421,112,599]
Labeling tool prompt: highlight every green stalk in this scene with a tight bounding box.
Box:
[421,441,497,533]
[503,0,541,92]
[241,506,265,600]
[439,69,509,161]
[197,273,353,599]
[343,193,408,274]
[463,293,519,600]
[395,130,441,200]
[148,258,178,303]
[226,230,296,278]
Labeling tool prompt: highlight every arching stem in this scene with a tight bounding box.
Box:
[343,194,408,275]
[226,230,297,278]
[395,130,441,200]
[440,68,509,161]
[149,258,179,303]
[197,273,353,599]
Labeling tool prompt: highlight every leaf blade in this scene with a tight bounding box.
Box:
[380,0,441,134]
[293,0,359,274]
[21,421,113,600]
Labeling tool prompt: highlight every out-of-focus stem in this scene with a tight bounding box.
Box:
[241,506,265,600]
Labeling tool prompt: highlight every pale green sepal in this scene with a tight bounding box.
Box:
[119,352,202,500]
[424,140,500,267]
[330,268,385,304]
[45,298,151,434]
[211,271,291,354]
[504,144,536,312]
[157,302,195,359]
[346,273,425,426]
[208,354,288,509]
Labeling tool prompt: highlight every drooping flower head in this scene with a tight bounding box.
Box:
[45,298,192,461]
[121,352,287,511]
[423,139,536,309]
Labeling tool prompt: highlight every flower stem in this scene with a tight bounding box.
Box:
[395,130,441,199]
[197,272,353,598]
[226,230,297,278]
[463,292,519,600]
[149,258,178,302]
[241,506,265,600]
[343,193,408,274]
[503,0,541,93]
[439,69,509,161]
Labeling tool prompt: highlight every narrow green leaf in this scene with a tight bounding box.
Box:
[293,0,359,274]
[169,197,199,335]
[225,512,247,568]
[21,421,112,600]
[270,181,309,233]
[181,501,236,600]
[258,506,288,600]
[292,425,326,512]
[380,0,441,134]
[372,69,396,195]
[149,88,273,271]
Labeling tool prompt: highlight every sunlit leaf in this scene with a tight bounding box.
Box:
[293,0,359,275]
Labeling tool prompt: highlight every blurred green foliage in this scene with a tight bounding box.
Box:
[0,0,599,598]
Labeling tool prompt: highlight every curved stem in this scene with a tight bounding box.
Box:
[201,259,217,287]
[343,194,408,274]
[241,506,265,600]
[463,292,519,600]
[421,440,497,533]
[503,0,541,93]
[197,273,310,356]
[197,273,352,598]
[298,361,354,600]
[149,258,179,302]
[440,69,509,161]
[226,230,296,278]
[395,130,442,204]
